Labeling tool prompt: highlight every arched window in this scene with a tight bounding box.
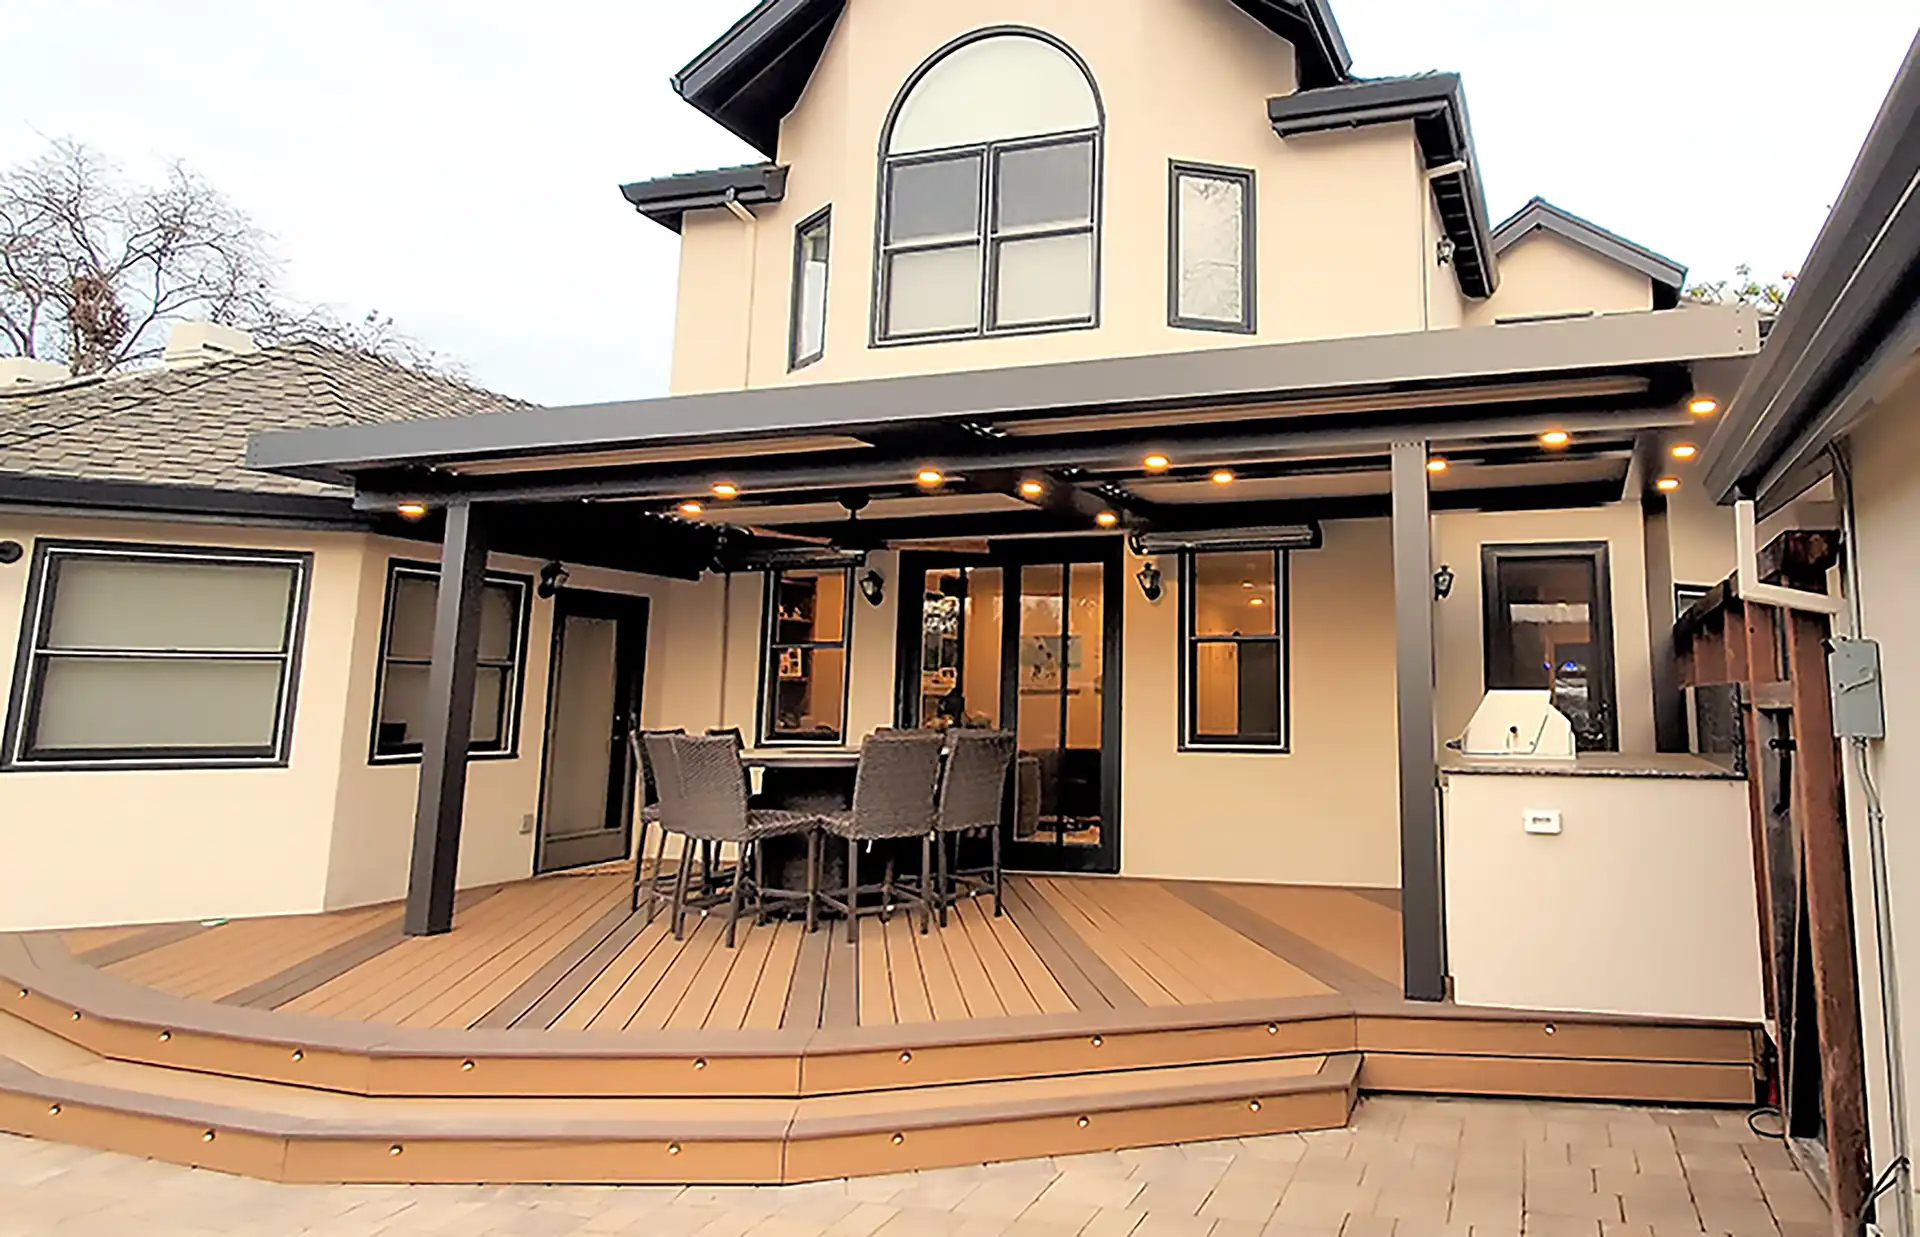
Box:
[874,29,1102,343]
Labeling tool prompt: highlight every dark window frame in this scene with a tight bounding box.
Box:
[757,566,856,747]
[1167,160,1257,334]
[367,559,532,765]
[1177,549,1290,752]
[1480,541,1620,753]
[789,205,832,370]
[2,539,312,771]
[870,26,1106,348]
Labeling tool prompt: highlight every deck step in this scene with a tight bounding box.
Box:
[0,1011,1358,1183]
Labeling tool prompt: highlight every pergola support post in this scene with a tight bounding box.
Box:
[1391,439,1446,1002]
[404,499,491,937]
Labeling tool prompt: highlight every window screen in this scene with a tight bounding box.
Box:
[1170,163,1254,333]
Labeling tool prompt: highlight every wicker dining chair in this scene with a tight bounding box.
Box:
[628,727,686,920]
[653,733,820,946]
[814,730,946,942]
[933,730,1017,924]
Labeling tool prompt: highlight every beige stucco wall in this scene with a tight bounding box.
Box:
[1465,230,1656,326]
[1433,503,1658,754]
[1665,482,1737,591]
[669,0,1446,394]
[1443,769,1765,1020]
[0,513,356,930]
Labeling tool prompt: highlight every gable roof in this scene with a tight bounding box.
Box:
[0,343,530,503]
[1268,73,1497,300]
[672,0,1354,157]
[1492,197,1687,308]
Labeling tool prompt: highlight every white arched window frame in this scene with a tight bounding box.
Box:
[873,29,1104,345]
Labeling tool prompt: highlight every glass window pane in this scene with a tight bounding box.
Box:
[995,232,1093,327]
[1190,551,1276,637]
[995,140,1094,231]
[961,567,1003,730]
[794,215,830,364]
[478,582,518,663]
[767,646,846,740]
[887,155,982,244]
[1192,642,1282,743]
[45,557,294,653]
[470,666,508,746]
[885,245,982,336]
[774,570,846,645]
[32,657,283,752]
[386,574,437,661]
[374,663,510,753]
[1066,563,1103,749]
[1176,171,1247,324]
[1016,565,1064,752]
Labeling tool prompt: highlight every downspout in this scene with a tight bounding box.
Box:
[1831,443,1914,1237]
[724,189,761,389]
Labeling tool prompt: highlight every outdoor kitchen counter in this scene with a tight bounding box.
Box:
[1439,750,1765,1024]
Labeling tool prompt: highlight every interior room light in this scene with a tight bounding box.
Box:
[678,500,704,516]
[1018,480,1045,498]
[711,482,740,499]
[395,501,429,520]
[1671,443,1699,460]
[1095,511,1119,528]
[1689,397,1720,417]
[1656,476,1682,492]
[916,468,945,487]
[1143,454,1171,472]
[1210,470,1235,486]
[1426,457,1449,473]
[1540,430,1572,448]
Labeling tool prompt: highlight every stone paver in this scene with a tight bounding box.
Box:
[0,1097,1825,1237]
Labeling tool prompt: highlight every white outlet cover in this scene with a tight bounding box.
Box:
[1523,809,1562,835]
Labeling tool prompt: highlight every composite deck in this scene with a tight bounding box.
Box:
[0,870,1759,1185]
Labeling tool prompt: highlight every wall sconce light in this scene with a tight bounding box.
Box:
[537,561,570,599]
[1436,236,1457,267]
[1136,561,1163,602]
[1433,564,1455,600]
[859,569,886,607]
[0,540,21,565]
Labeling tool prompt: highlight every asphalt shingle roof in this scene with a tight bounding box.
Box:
[0,343,531,498]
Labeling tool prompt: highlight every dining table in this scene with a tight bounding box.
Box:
[745,749,862,897]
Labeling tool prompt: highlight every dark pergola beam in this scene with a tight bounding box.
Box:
[1635,434,1688,752]
[1390,439,1445,1002]
[403,500,491,937]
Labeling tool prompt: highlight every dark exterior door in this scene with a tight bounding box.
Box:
[895,542,1122,874]
[535,589,650,874]
[1482,543,1619,751]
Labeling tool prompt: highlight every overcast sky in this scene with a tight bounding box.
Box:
[3,1,1914,405]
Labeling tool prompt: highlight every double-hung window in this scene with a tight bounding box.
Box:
[4,542,309,768]
[761,568,853,744]
[1169,162,1256,333]
[1180,550,1288,749]
[370,562,529,761]
[790,208,831,369]
[875,30,1103,342]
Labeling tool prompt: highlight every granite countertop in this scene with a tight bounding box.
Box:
[1439,751,1744,780]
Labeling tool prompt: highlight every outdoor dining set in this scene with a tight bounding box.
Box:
[626,729,1020,946]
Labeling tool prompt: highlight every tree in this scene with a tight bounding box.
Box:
[1686,264,1796,318]
[0,139,459,377]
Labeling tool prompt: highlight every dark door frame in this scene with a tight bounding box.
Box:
[893,539,1125,875]
[1480,540,1620,752]
[532,587,651,875]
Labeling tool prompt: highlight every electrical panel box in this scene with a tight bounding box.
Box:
[1829,637,1886,740]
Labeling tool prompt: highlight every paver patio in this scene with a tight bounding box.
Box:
[0,1096,1823,1237]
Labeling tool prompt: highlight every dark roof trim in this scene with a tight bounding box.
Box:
[1492,197,1687,308]
[248,307,1758,488]
[1704,32,1920,509]
[1269,74,1497,299]
[0,472,366,524]
[619,163,789,233]
[673,0,1351,159]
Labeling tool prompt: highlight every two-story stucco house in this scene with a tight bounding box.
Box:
[0,0,1797,1194]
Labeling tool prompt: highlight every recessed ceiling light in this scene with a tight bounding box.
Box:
[1210,470,1235,486]
[1241,580,1254,589]
[1426,457,1449,473]
[1095,511,1119,528]
[1540,430,1572,448]
[1688,398,1719,417]
[1249,597,1266,607]
[678,500,704,516]
[395,501,429,520]
[1018,480,1045,498]
[916,468,945,487]
[1143,454,1171,472]
[1671,443,1699,460]
[1656,476,1682,492]
[712,482,740,499]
